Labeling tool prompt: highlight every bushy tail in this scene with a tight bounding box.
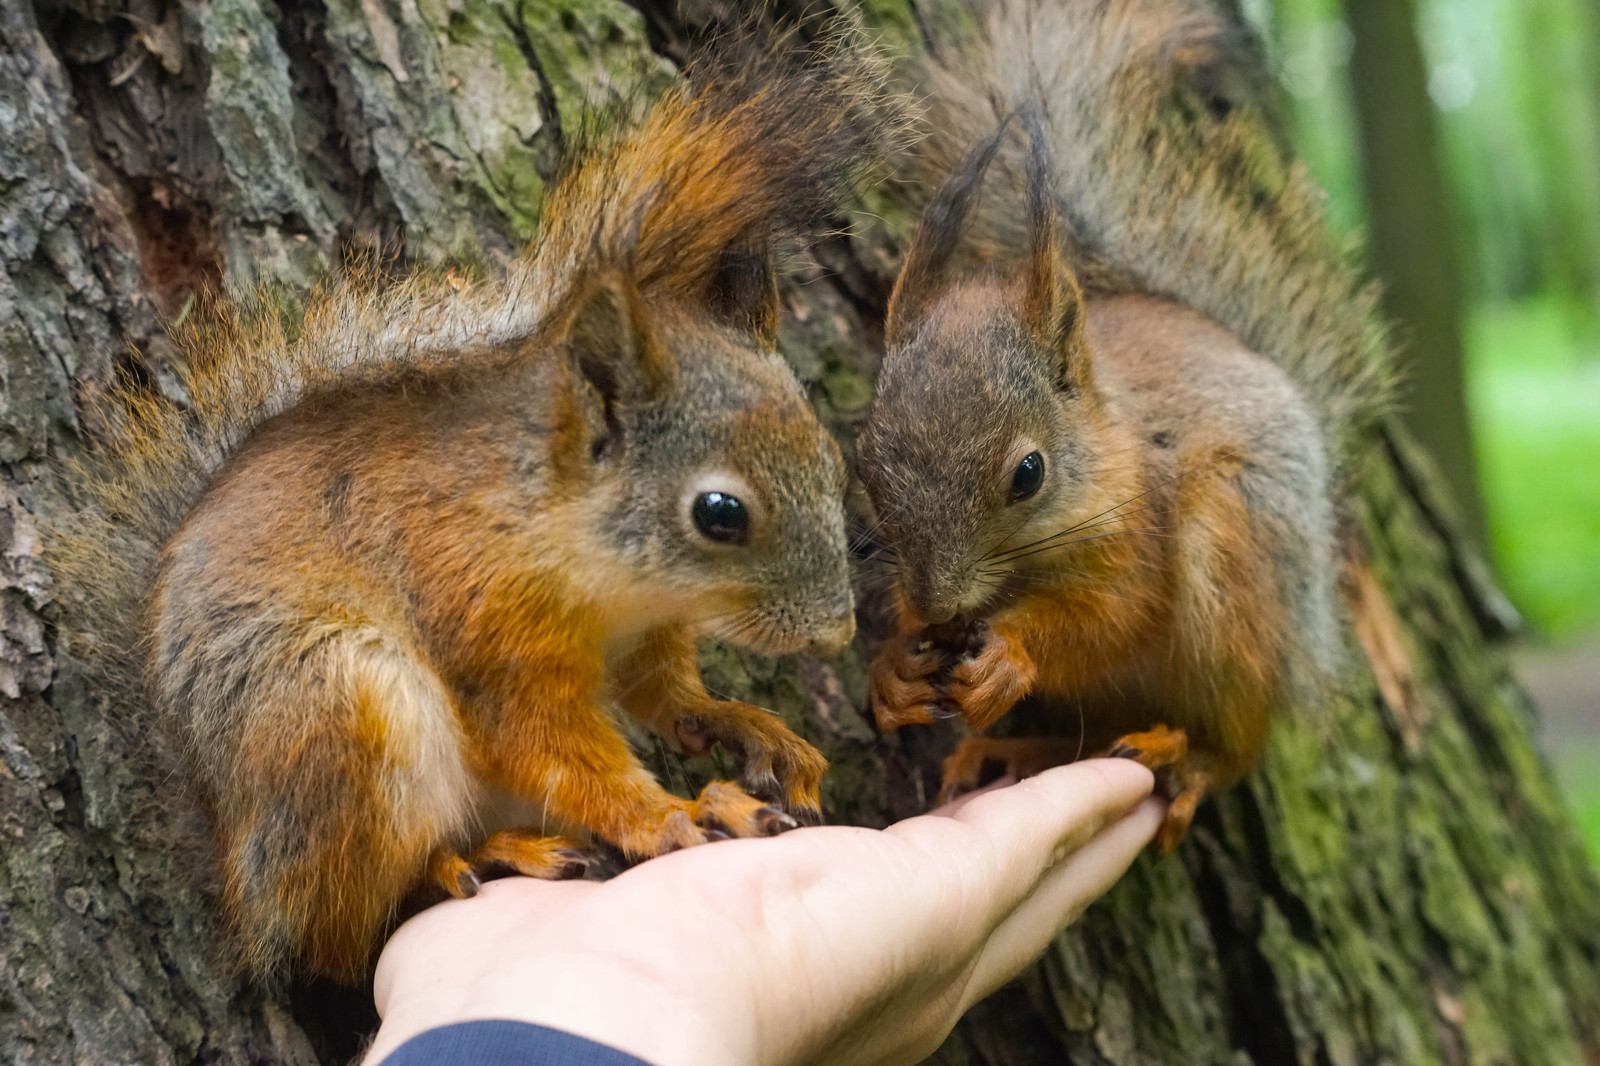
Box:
[535,20,892,308]
[905,0,1393,456]
[51,21,893,711]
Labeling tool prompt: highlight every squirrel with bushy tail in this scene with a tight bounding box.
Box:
[55,30,892,980]
[858,0,1392,849]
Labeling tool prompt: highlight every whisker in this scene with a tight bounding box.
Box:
[985,502,1048,560]
[986,506,1174,563]
[978,564,1147,606]
[997,527,1170,566]
[849,491,922,554]
[982,450,1237,564]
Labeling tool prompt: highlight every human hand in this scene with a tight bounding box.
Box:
[366,759,1161,1066]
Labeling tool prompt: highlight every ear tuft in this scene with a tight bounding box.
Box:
[885,119,1011,348]
[1020,109,1090,393]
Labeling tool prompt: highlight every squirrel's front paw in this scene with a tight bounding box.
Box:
[869,636,958,730]
[675,704,827,822]
[944,624,1035,732]
[425,832,590,899]
[690,780,800,839]
[622,783,799,858]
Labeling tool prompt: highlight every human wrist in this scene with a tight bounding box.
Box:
[368,936,753,1066]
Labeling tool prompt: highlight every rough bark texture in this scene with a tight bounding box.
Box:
[2,1,1596,1064]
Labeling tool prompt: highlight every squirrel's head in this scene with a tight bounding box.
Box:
[547,260,855,656]
[856,115,1117,627]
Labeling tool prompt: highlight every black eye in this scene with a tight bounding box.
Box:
[692,491,750,545]
[1010,451,1045,503]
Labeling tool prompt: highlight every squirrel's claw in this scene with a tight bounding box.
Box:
[754,806,800,836]
[427,851,483,900]
[675,704,827,819]
[555,848,593,879]
[1101,724,1189,772]
[790,803,822,828]
[689,781,802,841]
[869,635,951,730]
[741,766,786,807]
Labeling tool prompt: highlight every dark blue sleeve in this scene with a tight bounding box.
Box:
[381,1020,655,1066]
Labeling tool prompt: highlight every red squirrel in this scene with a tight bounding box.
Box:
[858,0,1385,850]
[58,36,887,979]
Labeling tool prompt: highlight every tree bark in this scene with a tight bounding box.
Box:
[1,1,1596,1064]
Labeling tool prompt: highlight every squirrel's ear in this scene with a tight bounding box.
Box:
[1021,111,1091,393]
[709,245,780,350]
[1024,245,1090,394]
[564,271,674,410]
[885,122,1009,348]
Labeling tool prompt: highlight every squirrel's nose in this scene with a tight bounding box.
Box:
[902,558,968,626]
[906,587,959,627]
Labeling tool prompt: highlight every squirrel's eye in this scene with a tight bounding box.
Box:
[1010,451,1045,503]
[692,491,750,545]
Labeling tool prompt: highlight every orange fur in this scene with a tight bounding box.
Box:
[859,124,1337,852]
[861,0,1358,851]
[938,737,1086,804]
[865,289,1329,847]
[54,31,889,981]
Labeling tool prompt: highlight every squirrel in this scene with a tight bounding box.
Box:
[855,0,1391,851]
[54,33,889,980]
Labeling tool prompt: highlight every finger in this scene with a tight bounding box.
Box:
[966,796,1165,1002]
[936,757,1152,866]
[888,759,1154,931]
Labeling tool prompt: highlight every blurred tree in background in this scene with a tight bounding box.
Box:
[1251,0,1600,642]
[1344,0,1479,541]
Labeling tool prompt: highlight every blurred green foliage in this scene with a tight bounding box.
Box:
[1566,755,1600,862]
[1470,299,1600,638]
[1252,0,1600,641]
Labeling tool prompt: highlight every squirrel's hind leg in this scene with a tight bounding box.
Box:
[1102,727,1227,853]
[210,627,473,981]
[938,737,1086,805]
[1154,775,1208,855]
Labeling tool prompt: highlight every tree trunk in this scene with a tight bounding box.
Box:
[1343,0,1486,545]
[2,1,1595,1063]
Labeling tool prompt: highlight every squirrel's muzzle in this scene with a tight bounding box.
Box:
[902,575,964,627]
[807,611,857,654]
[893,537,985,626]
